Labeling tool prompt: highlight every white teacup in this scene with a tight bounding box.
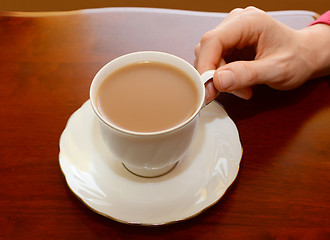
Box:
[90,51,214,177]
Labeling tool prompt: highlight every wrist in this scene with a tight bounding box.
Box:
[309,11,330,26]
[299,23,330,79]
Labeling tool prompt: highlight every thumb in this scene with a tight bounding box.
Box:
[214,60,261,92]
[213,59,275,98]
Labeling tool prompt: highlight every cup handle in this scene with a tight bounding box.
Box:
[200,70,218,108]
[200,70,215,84]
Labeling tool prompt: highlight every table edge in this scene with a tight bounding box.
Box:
[0,7,318,20]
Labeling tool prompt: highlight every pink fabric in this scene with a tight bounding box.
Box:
[309,11,330,26]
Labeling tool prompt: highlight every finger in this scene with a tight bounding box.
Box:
[224,6,264,24]
[197,8,269,75]
[213,57,280,92]
[222,7,244,22]
[204,58,226,102]
[197,29,222,74]
[195,42,200,58]
[205,81,218,103]
[194,43,200,68]
[218,8,245,27]
[229,7,244,14]
[197,7,244,70]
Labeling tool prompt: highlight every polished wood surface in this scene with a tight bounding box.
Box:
[1,0,329,16]
[0,8,329,239]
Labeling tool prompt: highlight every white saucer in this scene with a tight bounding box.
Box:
[59,100,242,225]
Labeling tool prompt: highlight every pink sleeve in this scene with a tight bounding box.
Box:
[309,11,330,26]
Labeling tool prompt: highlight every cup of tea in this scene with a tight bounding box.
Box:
[90,51,214,177]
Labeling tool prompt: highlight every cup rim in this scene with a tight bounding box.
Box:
[90,51,205,136]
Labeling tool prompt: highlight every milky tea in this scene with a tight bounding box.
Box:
[96,61,199,133]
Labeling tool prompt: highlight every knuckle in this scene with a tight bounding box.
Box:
[242,62,258,85]
[243,6,267,17]
[229,8,243,14]
[200,29,216,45]
[244,6,259,12]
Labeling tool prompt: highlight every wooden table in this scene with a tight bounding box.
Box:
[0,8,329,239]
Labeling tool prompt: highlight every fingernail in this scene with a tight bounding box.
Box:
[205,81,214,102]
[205,85,210,101]
[217,70,236,90]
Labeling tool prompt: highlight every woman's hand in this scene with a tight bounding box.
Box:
[195,7,330,102]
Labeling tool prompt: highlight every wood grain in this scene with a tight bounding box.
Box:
[0,8,329,240]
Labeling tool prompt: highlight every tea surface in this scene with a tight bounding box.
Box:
[97,61,199,132]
